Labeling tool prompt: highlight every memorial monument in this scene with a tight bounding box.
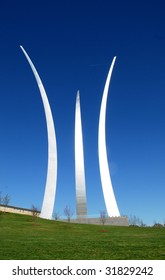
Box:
[20,47,127,225]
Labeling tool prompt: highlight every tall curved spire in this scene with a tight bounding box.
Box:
[98,57,120,217]
[20,46,57,220]
[75,91,87,218]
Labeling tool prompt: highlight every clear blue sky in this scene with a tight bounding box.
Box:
[0,0,165,225]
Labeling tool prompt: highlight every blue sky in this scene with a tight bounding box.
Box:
[0,0,165,225]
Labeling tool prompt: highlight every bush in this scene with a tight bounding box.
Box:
[152,223,164,228]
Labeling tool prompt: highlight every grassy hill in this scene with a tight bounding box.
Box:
[0,213,164,260]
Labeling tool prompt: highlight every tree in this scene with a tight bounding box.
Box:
[139,219,146,227]
[31,204,39,222]
[100,210,107,225]
[64,205,73,222]
[0,193,10,213]
[0,192,2,205]
[129,215,144,226]
[3,194,10,206]
[0,192,3,216]
[54,212,60,221]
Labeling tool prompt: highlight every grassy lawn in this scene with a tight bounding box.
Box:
[0,213,164,260]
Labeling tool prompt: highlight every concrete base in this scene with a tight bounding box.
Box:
[64,216,129,226]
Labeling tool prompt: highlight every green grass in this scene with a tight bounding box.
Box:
[0,213,164,260]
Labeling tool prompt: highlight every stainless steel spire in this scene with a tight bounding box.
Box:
[20,46,57,220]
[75,91,87,218]
[98,57,120,217]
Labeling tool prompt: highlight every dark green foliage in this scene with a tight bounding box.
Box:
[0,213,164,260]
